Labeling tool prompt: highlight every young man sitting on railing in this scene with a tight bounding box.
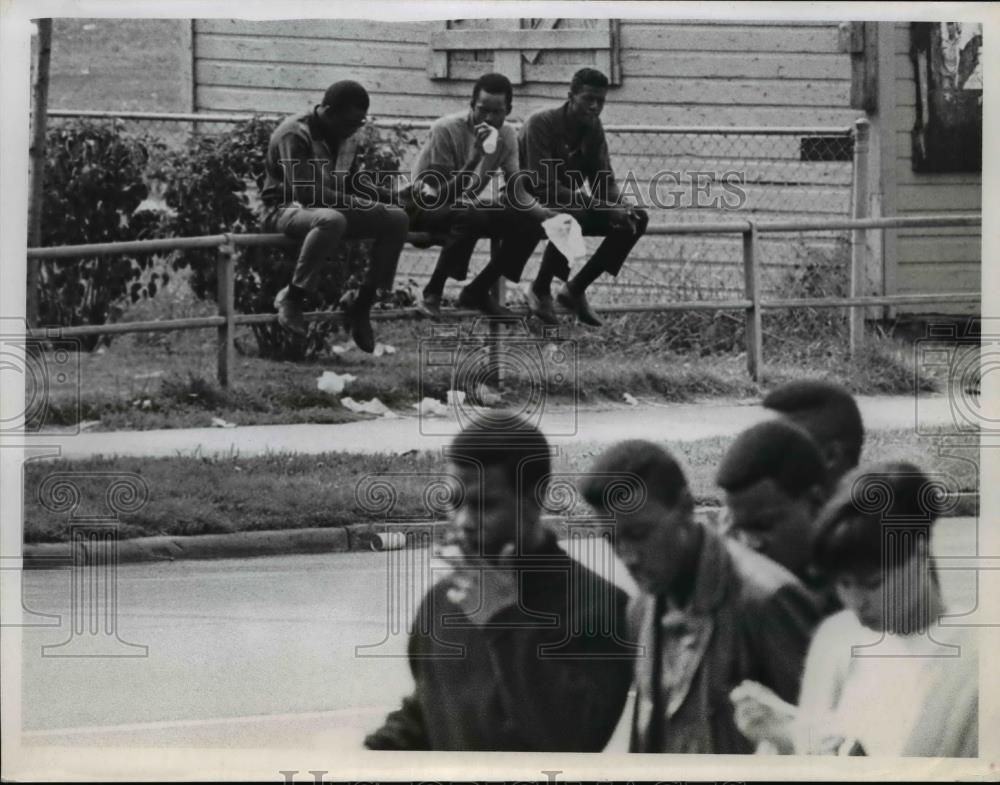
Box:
[405,72,559,318]
[508,67,650,327]
[260,80,409,353]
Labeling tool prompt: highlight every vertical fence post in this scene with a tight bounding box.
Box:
[487,237,504,394]
[742,221,762,382]
[27,19,53,329]
[850,118,871,359]
[216,237,236,388]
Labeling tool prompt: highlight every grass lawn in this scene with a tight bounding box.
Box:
[34,272,943,433]
[22,426,978,543]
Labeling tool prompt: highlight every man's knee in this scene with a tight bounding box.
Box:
[310,209,349,234]
[632,207,650,233]
[381,205,410,237]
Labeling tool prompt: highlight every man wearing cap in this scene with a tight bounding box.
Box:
[260,80,409,352]
[408,72,558,318]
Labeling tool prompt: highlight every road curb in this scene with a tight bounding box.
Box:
[21,522,451,570]
[20,512,732,569]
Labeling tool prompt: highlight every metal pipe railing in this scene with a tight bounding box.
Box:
[25,211,982,386]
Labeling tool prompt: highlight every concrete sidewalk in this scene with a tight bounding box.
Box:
[20,394,954,460]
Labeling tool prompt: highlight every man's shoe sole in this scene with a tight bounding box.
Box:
[556,291,603,327]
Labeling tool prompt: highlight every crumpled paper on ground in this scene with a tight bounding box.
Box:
[341,396,399,418]
[414,397,450,417]
[317,371,356,394]
[542,213,586,265]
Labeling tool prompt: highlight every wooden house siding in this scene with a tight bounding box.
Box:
[883,22,981,313]
[191,18,980,312]
[193,19,858,126]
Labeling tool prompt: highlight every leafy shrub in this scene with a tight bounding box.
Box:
[155,116,419,359]
[37,119,166,349]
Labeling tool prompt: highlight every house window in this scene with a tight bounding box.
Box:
[428,19,621,85]
[910,22,982,173]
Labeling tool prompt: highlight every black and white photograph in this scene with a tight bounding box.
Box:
[0,2,996,781]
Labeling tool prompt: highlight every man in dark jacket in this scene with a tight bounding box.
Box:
[260,80,409,352]
[716,419,841,616]
[581,439,822,754]
[506,67,649,328]
[365,413,635,751]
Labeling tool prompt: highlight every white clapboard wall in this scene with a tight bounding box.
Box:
[191,19,977,310]
[882,22,981,314]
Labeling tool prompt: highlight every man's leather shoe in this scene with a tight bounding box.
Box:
[415,292,442,318]
[526,288,559,325]
[274,286,308,336]
[457,286,512,318]
[345,302,376,353]
[557,282,603,327]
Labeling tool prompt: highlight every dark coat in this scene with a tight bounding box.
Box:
[365,533,636,751]
[629,524,823,754]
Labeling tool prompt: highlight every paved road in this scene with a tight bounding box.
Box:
[20,394,960,460]
[18,518,985,750]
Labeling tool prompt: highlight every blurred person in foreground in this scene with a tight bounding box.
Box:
[762,379,864,487]
[261,80,408,352]
[581,440,822,753]
[730,462,978,756]
[364,412,634,751]
[716,419,839,613]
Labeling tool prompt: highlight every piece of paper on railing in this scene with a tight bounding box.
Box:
[542,214,586,265]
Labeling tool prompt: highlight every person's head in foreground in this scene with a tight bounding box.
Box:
[566,67,610,128]
[470,72,513,129]
[716,419,829,580]
[812,461,944,634]
[762,380,864,486]
[317,80,370,139]
[443,411,552,560]
[580,440,700,598]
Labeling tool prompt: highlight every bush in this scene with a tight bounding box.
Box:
[156,117,419,359]
[37,119,166,349]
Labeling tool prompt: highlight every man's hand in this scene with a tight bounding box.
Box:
[607,206,636,233]
[439,541,520,625]
[462,123,493,168]
[729,680,797,754]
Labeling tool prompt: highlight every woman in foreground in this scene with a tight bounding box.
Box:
[730,461,978,757]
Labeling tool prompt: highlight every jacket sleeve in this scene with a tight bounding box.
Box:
[743,583,822,705]
[482,580,634,751]
[362,598,433,750]
[588,126,621,204]
[363,691,430,750]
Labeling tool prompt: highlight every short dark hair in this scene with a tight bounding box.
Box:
[322,80,370,113]
[471,72,513,112]
[812,461,941,578]
[763,380,864,468]
[570,67,610,94]
[580,439,688,513]
[716,419,828,498]
[445,411,551,500]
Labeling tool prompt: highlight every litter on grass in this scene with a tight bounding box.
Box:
[317,371,357,394]
[341,396,399,418]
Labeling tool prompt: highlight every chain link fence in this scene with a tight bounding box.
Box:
[47,110,856,359]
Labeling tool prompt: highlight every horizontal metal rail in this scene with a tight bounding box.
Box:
[25,214,981,260]
[24,211,982,385]
[47,110,852,137]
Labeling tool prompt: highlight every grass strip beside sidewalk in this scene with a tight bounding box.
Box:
[22,427,978,543]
